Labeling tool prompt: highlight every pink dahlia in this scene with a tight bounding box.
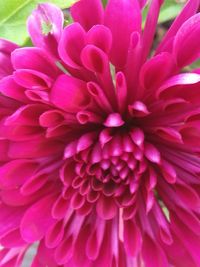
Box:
[1,0,200,266]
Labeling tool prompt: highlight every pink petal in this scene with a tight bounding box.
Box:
[86,25,112,54]
[50,74,90,112]
[12,47,59,78]
[104,0,141,68]
[20,194,57,242]
[96,195,117,220]
[0,76,27,103]
[0,159,38,190]
[81,45,116,106]
[115,72,127,113]
[175,183,200,211]
[123,220,142,257]
[141,0,163,62]
[71,0,104,31]
[86,218,105,260]
[58,23,86,69]
[144,143,161,163]
[0,228,26,248]
[45,220,65,248]
[0,204,25,238]
[104,113,124,127]
[0,39,18,79]
[31,240,58,267]
[139,52,174,90]
[142,234,168,267]
[156,0,200,54]
[173,14,200,68]
[13,69,53,90]
[8,138,63,159]
[157,73,200,99]
[27,3,63,58]
[5,104,48,126]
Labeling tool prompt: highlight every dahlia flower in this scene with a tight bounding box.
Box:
[0,0,200,266]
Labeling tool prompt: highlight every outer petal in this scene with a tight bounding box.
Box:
[58,23,86,69]
[20,194,57,243]
[50,74,90,112]
[71,0,104,31]
[142,234,168,267]
[11,47,59,78]
[0,76,27,103]
[27,3,64,58]
[141,0,164,62]
[0,39,18,79]
[139,52,174,94]
[157,73,200,99]
[104,0,141,68]
[173,14,200,68]
[156,0,200,54]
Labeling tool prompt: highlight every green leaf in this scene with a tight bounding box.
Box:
[102,0,107,7]
[142,0,184,26]
[0,0,77,46]
[158,0,184,24]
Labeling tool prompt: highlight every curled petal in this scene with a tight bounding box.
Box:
[157,73,200,99]
[173,14,200,68]
[104,0,141,68]
[71,0,104,31]
[50,74,90,112]
[11,47,59,78]
[58,23,86,69]
[86,25,112,54]
[0,39,18,79]
[13,69,53,90]
[156,0,200,54]
[27,3,64,57]
[20,194,57,242]
[96,195,117,220]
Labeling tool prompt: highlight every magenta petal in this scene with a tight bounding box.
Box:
[8,138,63,159]
[13,69,53,90]
[157,73,200,99]
[124,220,142,257]
[0,76,27,103]
[144,143,161,163]
[156,0,200,54]
[0,39,18,54]
[173,14,200,68]
[27,3,63,58]
[86,25,112,54]
[86,218,105,260]
[45,220,65,249]
[0,39,18,79]
[96,195,117,220]
[81,44,108,73]
[71,0,104,31]
[139,52,174,90]
[32,240,58,267]
[104,0,141,68]
[11,47,59,78]
[0,228,26,248]
[58,23,86,69]
[50,74,90,112]
[0,159,38,190]
[20,194,57,242]
[142,234,168,267]
[141,0,163,62]
[175,183,200,211]
[0,204,25,238]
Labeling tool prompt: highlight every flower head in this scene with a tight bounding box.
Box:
[0,0,200,266]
